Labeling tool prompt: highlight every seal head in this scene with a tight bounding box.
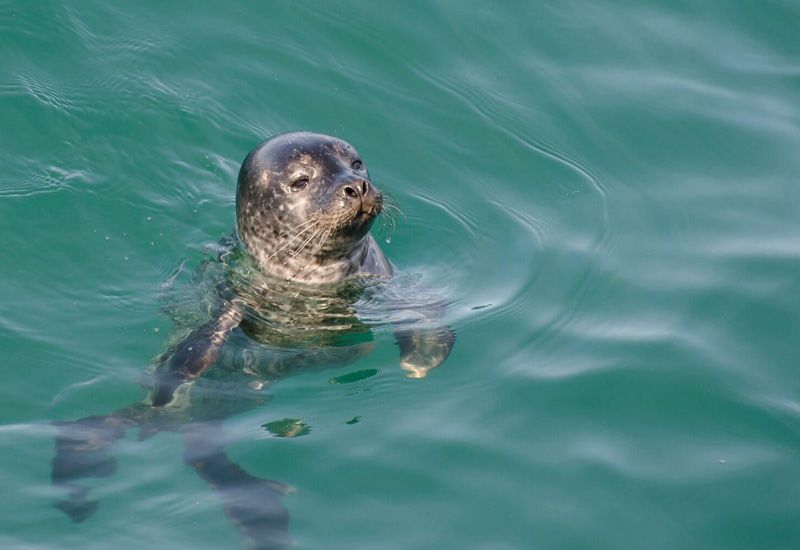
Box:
[236,132,392,284]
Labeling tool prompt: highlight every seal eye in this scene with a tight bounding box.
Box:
[351,160,363,170]
[290,177,309,191]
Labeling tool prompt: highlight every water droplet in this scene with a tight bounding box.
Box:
[146,216,152,221]
[385,236,392,244]
[152,327,160,333]
[124,256,129,261]
[105,236,110,240]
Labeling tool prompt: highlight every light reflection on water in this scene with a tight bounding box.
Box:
[2,0,800,548]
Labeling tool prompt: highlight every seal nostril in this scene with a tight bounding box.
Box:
[361,181,369,195]
[344,186,358,198]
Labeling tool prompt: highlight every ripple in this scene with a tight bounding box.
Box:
[400,62,614,364]
[17,75,76,113]
[410,62,609,222]
[580,67,799,137]
[492,200,550,249]
[0,164,98,198]
[566,431,785,483]
[61,4,97,46]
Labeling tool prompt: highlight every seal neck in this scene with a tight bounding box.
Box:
[246,232,372,285]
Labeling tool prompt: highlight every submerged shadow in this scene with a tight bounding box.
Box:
[52,407,291,550]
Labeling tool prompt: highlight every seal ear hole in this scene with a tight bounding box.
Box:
[351,160,363,170]
[290,177,309,191]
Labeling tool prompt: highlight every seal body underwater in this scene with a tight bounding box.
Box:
[51,132,455,549]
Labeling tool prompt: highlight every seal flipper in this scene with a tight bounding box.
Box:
[51,412,137,522]
[53,485,99,523]
[153,300,245,406]
[183,421,291,550]
[396,325,455,378]
[51,299,244,521]
[374,277,456,378]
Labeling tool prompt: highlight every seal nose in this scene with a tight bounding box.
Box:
[341,179,369,200]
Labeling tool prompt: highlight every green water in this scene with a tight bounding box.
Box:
[2,1,800,548]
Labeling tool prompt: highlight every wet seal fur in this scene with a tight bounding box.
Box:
[50,132,454,549]
[237,132,393,284]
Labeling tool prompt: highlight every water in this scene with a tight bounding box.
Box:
[2,1,800,548]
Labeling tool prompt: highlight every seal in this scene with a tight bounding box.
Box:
[236,132,393,284]
[50,132,455,550]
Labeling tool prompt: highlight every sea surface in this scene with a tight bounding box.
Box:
[2,1,800,548]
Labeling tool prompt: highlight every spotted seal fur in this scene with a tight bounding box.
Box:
[237,132,392,283]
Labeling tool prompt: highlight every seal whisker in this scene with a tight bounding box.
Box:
[290,226,329,278]
[277,217,318,239]
[384,200,405,222]
[289,225,324,261]
[297,228,333,279]
[376,199,402,241]
[266,221,321,262]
